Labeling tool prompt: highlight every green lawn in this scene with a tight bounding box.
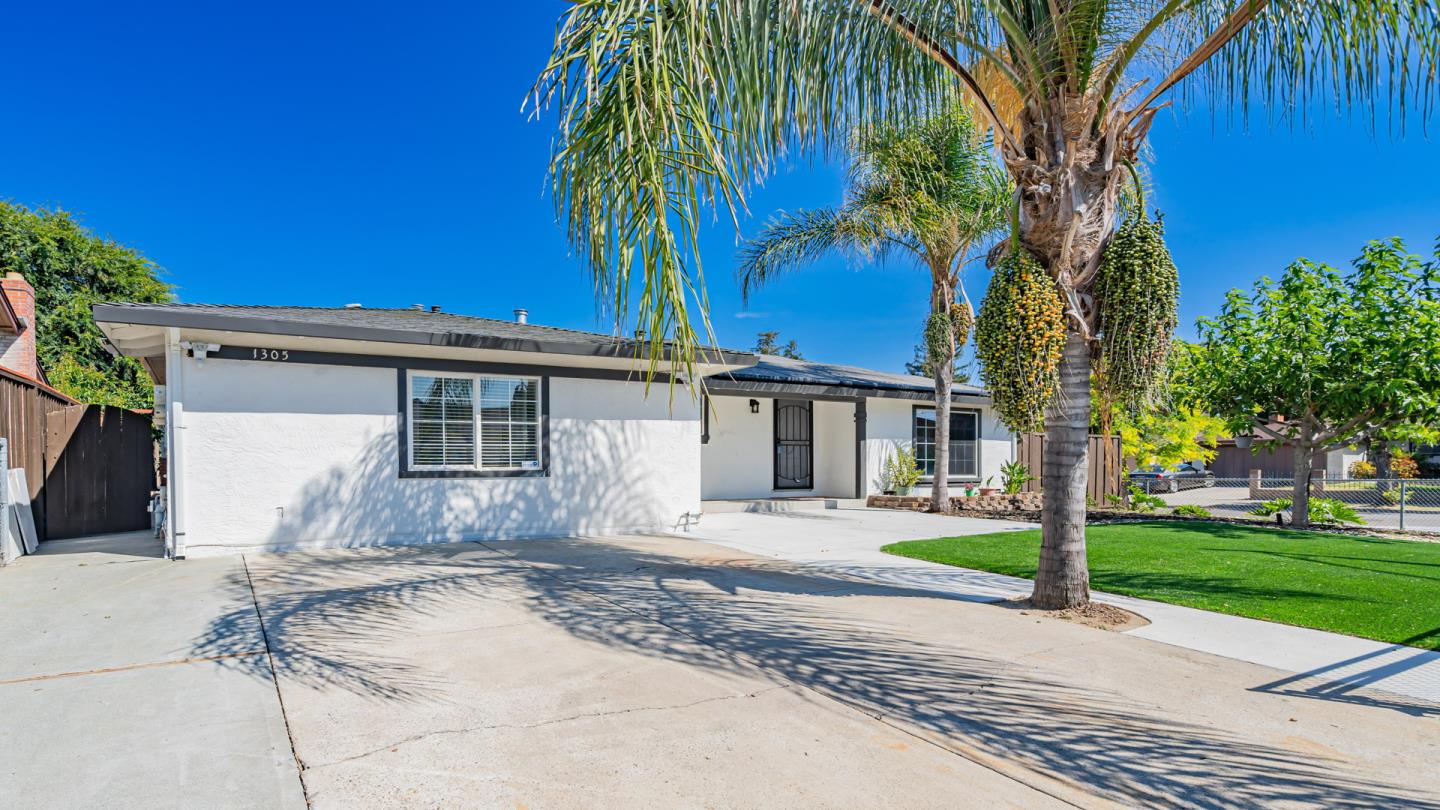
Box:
[882,522,1440,650]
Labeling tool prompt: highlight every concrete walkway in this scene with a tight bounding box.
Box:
[682,507,1440,710]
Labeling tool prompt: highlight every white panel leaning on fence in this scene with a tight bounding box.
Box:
[0,437,39,564]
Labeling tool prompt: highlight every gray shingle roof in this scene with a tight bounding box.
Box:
[91,303,754,365]
[710,354,986,397]
[92,302,990,398]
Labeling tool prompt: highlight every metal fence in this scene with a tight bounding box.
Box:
[1125,476,1440,535]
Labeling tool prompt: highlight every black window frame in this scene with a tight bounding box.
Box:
[911,405,982,483]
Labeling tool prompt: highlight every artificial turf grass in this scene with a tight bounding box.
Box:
[881,521,1440,651]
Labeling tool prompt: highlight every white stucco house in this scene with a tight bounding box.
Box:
[93,303,1015,558]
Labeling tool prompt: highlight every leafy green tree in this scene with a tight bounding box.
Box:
[754,330,804,359]
[533,1,1437,607]
[1190,238,1440,529]
[1096,341,1227,469]
[738,107,1009,509]
[0,202,171,407]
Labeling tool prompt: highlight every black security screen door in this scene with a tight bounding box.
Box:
[774,399,814,490]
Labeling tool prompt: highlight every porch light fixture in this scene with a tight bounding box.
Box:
[749,399,759,414]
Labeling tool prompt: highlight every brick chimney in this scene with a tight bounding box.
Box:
[0,272,38,380]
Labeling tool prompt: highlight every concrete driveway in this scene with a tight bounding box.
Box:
[5,527,1439,808]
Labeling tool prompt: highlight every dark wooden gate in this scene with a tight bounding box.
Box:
[0,368,155,541]
[44,405,155,539]
[1018,432,1124,504]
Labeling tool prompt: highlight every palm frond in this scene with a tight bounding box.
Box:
[530,0,961,380]
[737,207,892,301]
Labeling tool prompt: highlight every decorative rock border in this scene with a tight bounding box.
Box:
[868,492,1043,513]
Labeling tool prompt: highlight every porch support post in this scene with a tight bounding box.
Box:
[854,399,867,498]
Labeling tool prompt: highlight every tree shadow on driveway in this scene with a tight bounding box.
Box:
[191,537,1439,808]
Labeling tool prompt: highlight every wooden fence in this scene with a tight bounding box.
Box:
[1017,432,1124,505]
[0,369,155,541]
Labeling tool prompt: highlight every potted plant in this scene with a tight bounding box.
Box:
[884,446,923,496]
[978,476,999,496]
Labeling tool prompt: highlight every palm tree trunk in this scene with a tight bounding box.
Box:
[1291,443,1313,529]
[928,267,955,512]
[1032,330,1092,609]
[930,333,954,511]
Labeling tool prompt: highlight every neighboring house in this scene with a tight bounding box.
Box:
[0,272,49,385]
[1206,436,1365,480]
[92,303,1015,558]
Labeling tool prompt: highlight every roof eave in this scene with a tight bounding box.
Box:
[705,377,990,402]
[91,304,757,367]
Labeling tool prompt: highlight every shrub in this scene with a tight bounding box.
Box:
[1248,496,1363,524]
[1348,460,1376,479]
[1392,452,1419,479]
[884,446,922,491]
[999,460,1036,495]
[1381,487,1410,505]
[1249,498,1292,517]
[1310,497,1364,525]
[1125,484,1167,513]
[1173,504,1212,518]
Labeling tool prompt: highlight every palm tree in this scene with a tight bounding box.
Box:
[737,109,1009,510]
[531,1,1437,608]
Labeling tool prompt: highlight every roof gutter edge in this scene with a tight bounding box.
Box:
[90,304,757,367]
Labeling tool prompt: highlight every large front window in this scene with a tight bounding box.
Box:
[913,407,979,479]
[408,372,540,472]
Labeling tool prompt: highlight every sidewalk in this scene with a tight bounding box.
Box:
[681,507,1440,711]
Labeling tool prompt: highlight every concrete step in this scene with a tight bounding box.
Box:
[701,498,867,514]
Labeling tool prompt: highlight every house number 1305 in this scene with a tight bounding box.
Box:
[252,348,290,361]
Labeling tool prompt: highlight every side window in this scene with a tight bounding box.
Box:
[406,371,542,473]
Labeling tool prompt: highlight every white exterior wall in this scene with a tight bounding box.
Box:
[174,352,701,557]
[1326,448,1366,478]
[700,396,857,500]
[860,398,1013,496]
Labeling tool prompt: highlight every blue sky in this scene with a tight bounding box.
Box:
[2,2,1435,373]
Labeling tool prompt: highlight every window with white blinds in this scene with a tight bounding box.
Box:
[408,372,541,471]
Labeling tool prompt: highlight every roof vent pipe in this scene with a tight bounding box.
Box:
[430,305,441,313]
[344,303,362,309]
[513,308,528,324]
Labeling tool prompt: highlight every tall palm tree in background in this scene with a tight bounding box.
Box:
[737,109,1009,510]
[531,1,1437,608]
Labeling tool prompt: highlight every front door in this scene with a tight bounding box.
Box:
[773,399,813,490]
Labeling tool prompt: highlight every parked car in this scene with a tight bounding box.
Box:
[1127,463,1216,493]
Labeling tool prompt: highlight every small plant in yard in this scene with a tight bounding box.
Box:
[999,460,1036,495]
[1109,483,1166,514]
[884,446,923,495]
[1249,496,1364,525]
[1249,498,1293,518]
[1173,504,1212,518]
[1381,487,1410,505]
[1310,498,1364,525]
[1348,460,1376,479]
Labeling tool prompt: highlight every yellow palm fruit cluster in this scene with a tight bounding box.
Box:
[975,250,1066,431]
[1094,213,1178,411]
